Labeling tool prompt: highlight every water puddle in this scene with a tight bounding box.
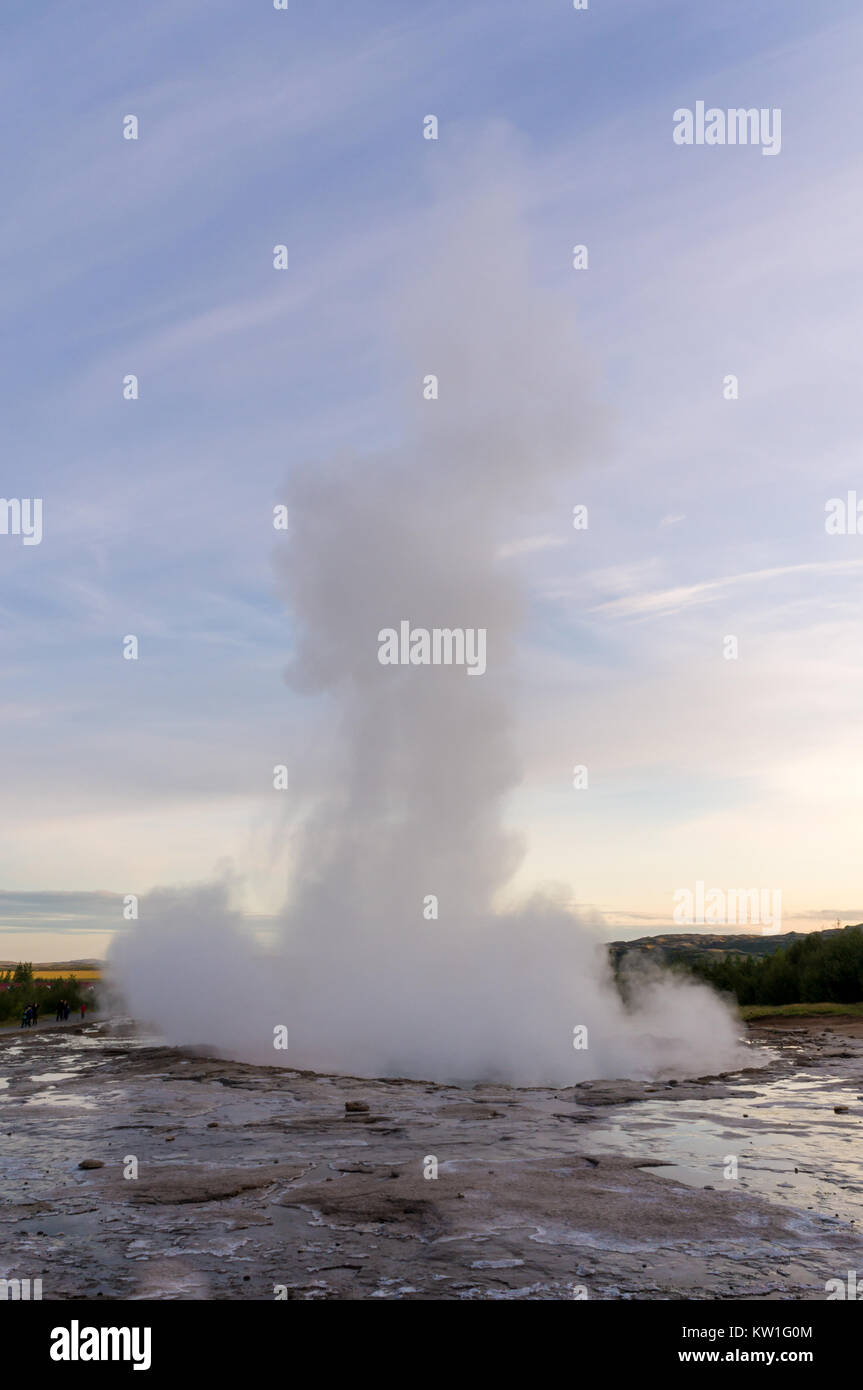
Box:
[588,1071,863,1226]
[24,1091,100,1109]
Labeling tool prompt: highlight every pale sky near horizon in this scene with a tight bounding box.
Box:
[2,0,863,959]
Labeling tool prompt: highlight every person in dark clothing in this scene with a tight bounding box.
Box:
[31,1002,38,1025]
[21,1007,30,1028]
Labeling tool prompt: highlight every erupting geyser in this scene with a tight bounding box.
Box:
[111,137,749,1085]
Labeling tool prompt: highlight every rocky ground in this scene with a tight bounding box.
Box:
[2,1017,863,1300]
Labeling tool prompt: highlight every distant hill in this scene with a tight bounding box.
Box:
[608,924,863,969]
[0,959,103,971]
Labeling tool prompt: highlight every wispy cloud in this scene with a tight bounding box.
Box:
[498,534,566,559]
[588,560,863,620]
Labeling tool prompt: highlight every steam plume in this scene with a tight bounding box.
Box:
[111,138,749,1085]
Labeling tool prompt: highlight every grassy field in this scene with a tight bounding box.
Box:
[32,970,101,981]
[741,1001,863,1020]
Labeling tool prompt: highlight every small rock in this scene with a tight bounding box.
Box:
[207,1122,218,1128]
[345,1101,370,1113]
[78,1159,104,1170]
[834,1105,850,1114]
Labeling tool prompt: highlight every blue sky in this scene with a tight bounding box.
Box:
[2,0,863,956]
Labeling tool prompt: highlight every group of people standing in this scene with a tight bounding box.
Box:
[19,1000,86,1028]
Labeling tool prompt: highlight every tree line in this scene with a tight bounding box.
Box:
[683,927,863,1006]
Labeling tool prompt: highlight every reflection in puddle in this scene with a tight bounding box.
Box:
[25,1091,99,1109]
[16,1212,107,1238]
[588,1072,863,1226]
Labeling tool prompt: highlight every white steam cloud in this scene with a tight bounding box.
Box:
[110,135,750,1085]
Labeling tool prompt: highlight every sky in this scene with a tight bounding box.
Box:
[1,0,863,959]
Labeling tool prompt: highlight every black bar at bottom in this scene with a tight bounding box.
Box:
[2,1296,851,1376]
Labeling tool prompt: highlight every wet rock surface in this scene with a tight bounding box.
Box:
[1,1018,862,1299]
